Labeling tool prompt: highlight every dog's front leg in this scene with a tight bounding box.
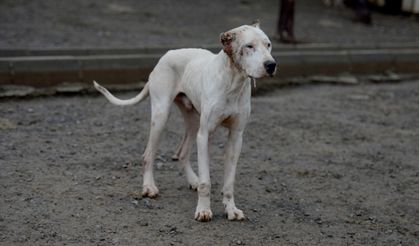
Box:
[194,127,213,222]
[222,129,245,220]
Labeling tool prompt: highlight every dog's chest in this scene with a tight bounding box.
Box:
[215,86,251,125]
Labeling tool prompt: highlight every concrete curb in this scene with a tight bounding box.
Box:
[2,42,419,56]
[1,43,419,87]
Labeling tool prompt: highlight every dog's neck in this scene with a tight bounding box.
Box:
[221,48,243,74]
[217,50,251,95]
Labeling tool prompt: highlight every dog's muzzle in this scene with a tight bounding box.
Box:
[264,60,277,75]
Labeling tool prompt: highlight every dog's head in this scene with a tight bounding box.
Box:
[220,21,277,79]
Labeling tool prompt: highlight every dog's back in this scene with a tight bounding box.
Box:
[152,48,215,83]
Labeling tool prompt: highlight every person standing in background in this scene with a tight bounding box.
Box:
[277,0,299,44]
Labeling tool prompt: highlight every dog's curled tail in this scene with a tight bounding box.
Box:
[93,81,149,106]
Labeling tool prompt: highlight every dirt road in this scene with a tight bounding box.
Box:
[1,81,418,245]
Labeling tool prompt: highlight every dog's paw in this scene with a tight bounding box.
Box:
[171,153,179,161]
[142,184,159,198]
[188,177,199,191]
[195,208,213,222]
[189,184,198,191]
[185,171,199,191]
[225,207,245,221]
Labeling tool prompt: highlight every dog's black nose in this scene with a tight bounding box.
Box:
[264,60,277,75]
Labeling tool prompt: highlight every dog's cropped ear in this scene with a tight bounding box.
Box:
[220,32,236,46]
[220,32,236,56]
[251,19,260,28]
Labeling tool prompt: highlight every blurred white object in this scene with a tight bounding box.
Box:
[368,0,419,13]
[402,0,419,13]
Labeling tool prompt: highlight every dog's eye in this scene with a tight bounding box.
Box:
[267,43,271,48]
[246,44,254,49]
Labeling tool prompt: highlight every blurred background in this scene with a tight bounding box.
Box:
[0,0,418,89]
[0,0,418,49]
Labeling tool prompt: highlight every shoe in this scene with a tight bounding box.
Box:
[277,31,302,44]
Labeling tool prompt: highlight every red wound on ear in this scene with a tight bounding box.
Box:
[220,32,236,57]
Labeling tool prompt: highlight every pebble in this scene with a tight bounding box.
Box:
[143,198,153,209]
[311,75,359,84]
[0,118,16,130]
[169,226,177,234]
[348,94,370,101]
[156,162,164,170]
[55,84,86,94]
[314,218,323,225]
[235,240,244,245]
[355,210,363,216]
[156,155,168,162]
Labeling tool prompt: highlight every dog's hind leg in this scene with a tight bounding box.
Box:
[141,72,178,197]
[141,100,172,198]
[174,93,199,190]
[142,97,172,198]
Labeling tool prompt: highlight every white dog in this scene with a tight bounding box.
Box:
[94,22,276,222]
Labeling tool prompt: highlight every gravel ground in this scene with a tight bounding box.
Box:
[1,1,418,245]
[1,0,418,49]
[1,80,418,245]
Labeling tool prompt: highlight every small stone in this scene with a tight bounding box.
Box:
[156,162,164,170]
[368,216,377,223]
[314,218,323,225]
[55,83,86,94]
[156,155,167,162]
[386,72,401,82]
[0,118,16,130]
[143,198,152,209]
[336,75,358,84]
[0,85,35,97]
[355,210,363,216]
[348,94,370,101]
[235,240,244,245]
[169,227,177,234]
